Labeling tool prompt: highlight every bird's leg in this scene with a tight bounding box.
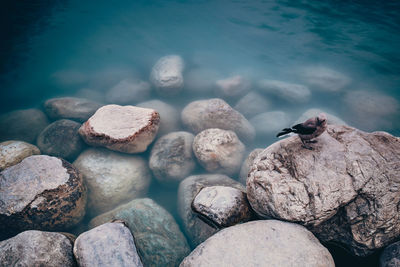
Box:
[301,138,313,150]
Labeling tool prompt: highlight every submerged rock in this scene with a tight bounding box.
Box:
[105,79,151,105]
[234,91,270,119]
[75,88,105,103]
[215,75,251,99]
[78,104,160,153]
[0,140,40,171]
[150,55,184,95]
[239,148,263,184]
[380,241,400,267]
[258,79,311,103]
[89,198,190,267]
[300,66,350,92]
[180,220,334,267]
[247,124,400,256]
[185,68,220,94]
[0,155,86,240]
[250,111,291,135]
[294,108,347,126]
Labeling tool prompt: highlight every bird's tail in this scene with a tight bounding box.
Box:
[276,128,293,138]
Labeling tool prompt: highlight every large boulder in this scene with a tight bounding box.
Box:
[73,148,151,217]
[0,140,40,171]
[105,79,151,105]
[78,104,160,153]
[0,155,86,240]
[89,198,190,267]
[0,230,76,266]
[150,55,184,96]
[258,79,311,103]
[180,220,334,267]
[247,124,400,256]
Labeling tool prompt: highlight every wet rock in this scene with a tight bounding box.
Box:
[181,98,255,143]
[380,241,400,267]
[75,88,105,103]
[177,174,245,247]
[52,69,89,87]
[89,198,190,267]
[149,131,196,185]
[192,186,254,228]
[78,104,160,153]
[193,128,245,176]
[105,79,151,105]
[137,99,180,136]
[180,220,334,267]
[74,221,143,267]
[250,111,291,135]
[247,125,400,256]
[0,155,86,240]
[234,91,270,119]
[185,68,220,94]
[258,79,311,103]
[300,66,350,92]
[0,140,40,171]
[44,97,103,123]
[0,230,76,266]
[0,108,49,143]
[73,148,151,217]
[239,148,263,184]
[150,55,184,95]
[37,119,85,161]
[215,75,251,99]
[294,108,347,125]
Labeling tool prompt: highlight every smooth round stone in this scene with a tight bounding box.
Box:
[44,97,103,123]
[37,119,85,161]
[294,108,347,126]
[74,221,143,267]
[258,79,311,103]
[300,66,351,92]
[0,108,49,143]
[73,148,151,217]
[0,230,75,266]
[250,111,291,135]
[380,241,400,267]
[193,128,245,176]
[239,148,263,185]
[215,75,251,99]
[105,79,151,105]
[78,104,160,153]
[0,155,87,239]
[150,55,184,96]
[234,92,270,119]
[0,140,40,171]
[149,131,196,185]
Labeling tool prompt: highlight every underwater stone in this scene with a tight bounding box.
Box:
[250,110,291,135]
[215,75,251,100]
[300,66,350,92]
[75,88,105,103]
[105,79,151,105]
[294,108,347,126]
[234,91,270,119]
[258,79,311,103]
[185,68,220,94]
[239,148,263,185]
[150,55,184,95]
[0,140,40,171]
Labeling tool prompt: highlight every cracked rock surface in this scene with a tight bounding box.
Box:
[247,125,400,256]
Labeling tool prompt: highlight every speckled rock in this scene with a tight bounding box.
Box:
[178,174,245,247]
[181,98,255,143]
[0,108,49,143]
[0,155,86,240]
[78,104,160,153]
[294,108,347,125]
[180,220,334,267]
[150,55,184,95]
[105,79,151,105]
[193,128,245,176]
[380,241,400,267]
[44,97,102,123]
[73,148,151,217]
[74,221,143,267]
[215,75,251,99]
[258,79,311,103]
[37,119,85,161]
[0,140,40,171]
[239,148,263,184]
[234,92,270,119]
[247,125,400,256]
[300,66,350,92]
[89,198,190,267]
[0,230,76,266]
[250,111,291,135]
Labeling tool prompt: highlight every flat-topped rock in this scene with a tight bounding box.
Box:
[150,55,184,95]
[79,104,160,153]
[0,140,40,171]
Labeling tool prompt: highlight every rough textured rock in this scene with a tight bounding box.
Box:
[192,128,245,176]
[250,111,291,135]
[150,55,184,95]
[0,155,86,240]
[105,79,151,105]
[149,131,196,185]
[78,104,160,153]
[37,119,85,161]
[44,97,102,123]
[74,221,143,267]
[294,108,347,125]
[300,66,350,92]
[192,186,254,228]
[258,79,311,103]
[247,124,400,256]
[0,108,49,143]
[234,92,270,119]
[239,148,263,184]
[185,68,220,94]
[180,220,334,267]
[89,198,190,267]
[0,230,76,267]
[181,98,255,143]
[0,140,40,171]
[215,75,251,99]
[380,241,400,267]
[73,148,151,217]
[178,174,245,247]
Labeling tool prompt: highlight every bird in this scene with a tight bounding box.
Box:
[276,113,328,149]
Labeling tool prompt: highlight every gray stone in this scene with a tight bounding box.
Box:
[239,148,263,184]
[79,104,160,153]
[89,198,190,267]
[215,75,251,99]
[74,221,143,267]
[0,155,86,240]
[181,98,255,143]
[44,97,102,123]
[177,174,245,247]
[193,128,245,176]
[258,79,311,103]
[247,125,400,256]
[180,220,334,267]
[105,79,151,105]
[149,131,196,185]
[0,140,40,171]
[250,111,291,135]
[294,108,347,126]
[37,119,85,161]
[150,55,184,95]
[73,148,151,217]
[234,92,270,119]
[0,108,49,143]
[0,230,76,266]
[380,241,400,267]
[300,66,350,92]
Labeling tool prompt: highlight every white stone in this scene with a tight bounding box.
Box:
[150,55,184,95]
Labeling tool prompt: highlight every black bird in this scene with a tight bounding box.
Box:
[276,113,328,149]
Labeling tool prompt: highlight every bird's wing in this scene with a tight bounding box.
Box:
[292,123,317,135]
